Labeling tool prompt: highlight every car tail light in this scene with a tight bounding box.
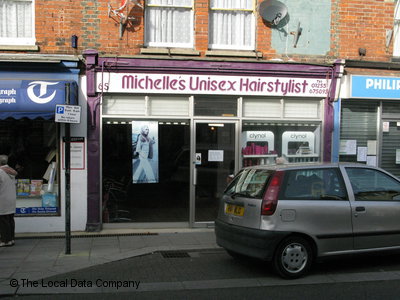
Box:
[261,171,284,215]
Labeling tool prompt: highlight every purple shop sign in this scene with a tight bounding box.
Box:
[96,73,330,97]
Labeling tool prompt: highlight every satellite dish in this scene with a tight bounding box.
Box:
[258,0,288,26]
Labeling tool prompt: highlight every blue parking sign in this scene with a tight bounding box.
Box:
[57,106,65,114]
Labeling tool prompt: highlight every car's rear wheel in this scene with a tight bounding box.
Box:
[273,236,313,279]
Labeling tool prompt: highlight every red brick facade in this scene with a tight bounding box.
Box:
[3,0,397,63]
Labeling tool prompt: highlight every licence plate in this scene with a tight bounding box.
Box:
[225,204,245,216]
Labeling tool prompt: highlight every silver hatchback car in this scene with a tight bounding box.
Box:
[215,163,400,279]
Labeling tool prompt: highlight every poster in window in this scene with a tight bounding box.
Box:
[17,179,30,196]
[132,121,159,184]
[30,180,43,196]
[396,149,400,164]
[339,140,356,155]
[357,147,367,162]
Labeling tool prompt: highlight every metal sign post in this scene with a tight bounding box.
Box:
[64,83,71,255]
[55,83,81,255]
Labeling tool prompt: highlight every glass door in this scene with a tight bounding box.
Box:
[192,121,237,224]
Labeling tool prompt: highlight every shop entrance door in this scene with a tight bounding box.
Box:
[381,120,400,178]
[192,121,237,225]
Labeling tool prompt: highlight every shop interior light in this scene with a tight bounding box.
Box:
[208,123,224,127]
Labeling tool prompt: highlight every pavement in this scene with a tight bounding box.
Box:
[5,228,400,298]
[0,228,219,296]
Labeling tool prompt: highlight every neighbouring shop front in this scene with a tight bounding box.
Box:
[335,71,400,178]
[84,50,342,230]
[0,55,87,233]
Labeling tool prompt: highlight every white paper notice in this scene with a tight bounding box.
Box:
[62,138,85,170]
[195,153,202,165]
[208,150,224,162]
[383,122,390,132]
[366,156,377,166]
[367,140,377,155]
[339,140,357,155]
[396,149,400,164]
[357,147,367,162]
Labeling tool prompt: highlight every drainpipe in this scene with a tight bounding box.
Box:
[324,59,345,162]
[83,49,102,232]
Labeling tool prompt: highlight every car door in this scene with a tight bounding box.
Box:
[343,166,400,250]
[277,166,353,256]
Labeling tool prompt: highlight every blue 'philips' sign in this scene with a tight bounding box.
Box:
[351,75,400,99]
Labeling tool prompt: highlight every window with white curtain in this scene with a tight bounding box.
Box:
[145,0,193,48]
[0,0,35,45]
[209,0,255,50]
[393,1,400,56]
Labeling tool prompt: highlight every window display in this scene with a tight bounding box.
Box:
[282,131,319,162]
[0,119,59,216]
[102,119,190,223]
[241,131,277,166]
[242,122,321,166]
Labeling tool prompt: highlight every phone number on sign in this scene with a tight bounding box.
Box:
[309,88,329,95]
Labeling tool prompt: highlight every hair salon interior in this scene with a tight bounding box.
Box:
[1,0,400,233]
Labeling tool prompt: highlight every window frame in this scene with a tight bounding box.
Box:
[394,1,400,57]
[144,0,194,48]
[224,168,272,199]
[279,168,348,201]
[0,0,36,46]
[345,167,400,202]
[208,0,256,51]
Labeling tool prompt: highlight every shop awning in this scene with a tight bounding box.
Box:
[0,80,78,120]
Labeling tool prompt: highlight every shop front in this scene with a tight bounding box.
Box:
[334,71,400,178]
[84,50,342,230]
[0,56,87,233]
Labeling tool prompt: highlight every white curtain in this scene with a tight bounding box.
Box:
[145,0,193,47]
[0,0,32,39]
[209,0,254,50]
[393,1,400,56]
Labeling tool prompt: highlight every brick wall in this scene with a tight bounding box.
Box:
[3,0,396,63]
[333,0,395,61]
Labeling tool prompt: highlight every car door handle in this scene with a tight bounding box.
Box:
[355,206,366,212]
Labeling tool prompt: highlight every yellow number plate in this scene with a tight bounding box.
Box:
[225,204,245,217]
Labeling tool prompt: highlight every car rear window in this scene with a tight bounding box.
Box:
[280,168,348,200]
[225,169,273,198]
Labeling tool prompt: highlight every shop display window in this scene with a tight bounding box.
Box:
[102,119,190,223]
[242,122,321,166]
[0,119,59,216]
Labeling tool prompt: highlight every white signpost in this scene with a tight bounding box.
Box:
[55,104,81,124]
